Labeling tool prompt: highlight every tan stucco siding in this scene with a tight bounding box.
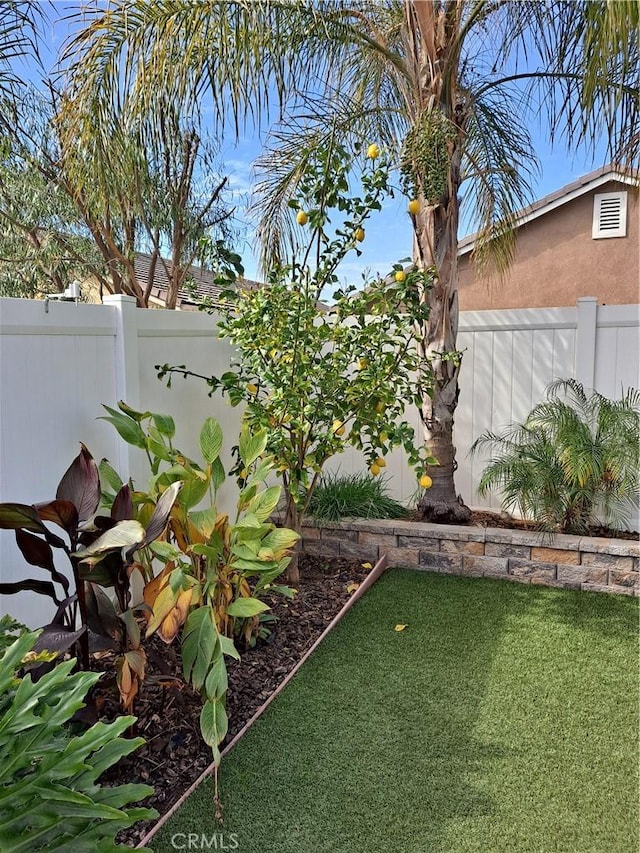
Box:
[458,182,639,309]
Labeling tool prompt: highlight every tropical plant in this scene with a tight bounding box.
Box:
[470,379,640,534]
[0,630,156,852]
[0,443,181,708]
[61,0,639,520]
[306,471,407,523]
[157,141,435,581]
[0,1,43,129]
[99,403,299,780]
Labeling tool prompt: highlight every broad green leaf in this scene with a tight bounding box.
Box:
[189,506,219,539]
[179,473,210,510]
[0,503,47,533]
[239,426,268,467]
[152,412,176,439]
[98,459,123,493]
[182,607,218,690]
[101,406,148,449]
[200,696,228,747]
[261,527,301,554]
[218,633,241,661]
[148,541,182,561]
[210,456,226,492]
[247,486,282,521]
[191,543,223,563]
[117,401,151,422]
[199,418,223,464]
[226,597,270,618]
[204,653,228,698]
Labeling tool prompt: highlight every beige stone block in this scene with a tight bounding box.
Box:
[399,534,440,550]
[531,546,579,564]
[350,520,398,536]
[463,555,508,576]
[485,542,530,558]
[321,527,357,542]
[582,582,636,597]
[419,552,462,573]
[440,539,485,556]
[608,569,640,588]
[358,532,397,548]
[557,565,608,585]
[339,541,379,561]
[581,553,635,571]
[508,558,556,581]
[385,547,420,567]
[579,538,639,557]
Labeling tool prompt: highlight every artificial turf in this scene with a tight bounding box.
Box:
[152,570,639,853]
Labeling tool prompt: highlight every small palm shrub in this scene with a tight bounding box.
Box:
[306,471,407,522]
[0,630,156,852]
[471,379,640,534]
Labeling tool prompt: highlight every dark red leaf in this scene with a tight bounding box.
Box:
[0,579,59,601]
[33,625,86,655]
[14,530,70,597]
[35,499,79,536]
[85,583,123,641]
[0,503,47,533]
[111,484,134,521]
[56,444,101,524]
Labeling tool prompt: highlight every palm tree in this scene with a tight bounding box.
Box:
[0,1,44,129]
[61,1,639,520]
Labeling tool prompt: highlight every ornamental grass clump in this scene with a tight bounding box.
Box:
[306,471,407,523]
[471,379,640,534]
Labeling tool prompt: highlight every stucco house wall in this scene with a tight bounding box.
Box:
[458,178,639,310]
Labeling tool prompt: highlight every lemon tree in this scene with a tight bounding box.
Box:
[159,143,436,582]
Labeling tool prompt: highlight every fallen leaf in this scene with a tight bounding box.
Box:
[346,582,360,593]
[394,624,409,632]
[361,562,373,570]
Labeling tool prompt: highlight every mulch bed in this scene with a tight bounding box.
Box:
[95,510,637,847]
[94,555,372,848]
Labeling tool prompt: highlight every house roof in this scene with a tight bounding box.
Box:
[133,253,262,309]
[458,164,639,256]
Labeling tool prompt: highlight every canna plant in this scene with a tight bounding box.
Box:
[0,629,156,852]
[99,403,299,777]
[0,443,181,709]
[471,379,640,534]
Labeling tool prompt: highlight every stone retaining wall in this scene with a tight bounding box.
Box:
[297,518,639,596]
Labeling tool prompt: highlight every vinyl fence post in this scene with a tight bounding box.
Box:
[103,294,140,479]
[575,296,598,391]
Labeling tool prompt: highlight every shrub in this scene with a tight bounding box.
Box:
[0,630,156,852]
[306,472,406,522]
[471,379,640,534]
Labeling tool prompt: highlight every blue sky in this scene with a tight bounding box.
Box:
[21,3,611,285]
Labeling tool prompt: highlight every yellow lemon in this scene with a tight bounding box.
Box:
[357,357,368,370]
[367,143,380,159]
[408,199,421,215]
[240,468,248,479]
[374,401,384,413]
[375,457,386,468]
[394,270,406,282]
[246,383,258,394]
[355,227,365,242]
[419,474,433,489]
[332,419,345,436]
[370,463,381,477]
[379,432,388,443]
[296,210,308,226]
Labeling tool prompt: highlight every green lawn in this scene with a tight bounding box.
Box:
[152,570,639,853]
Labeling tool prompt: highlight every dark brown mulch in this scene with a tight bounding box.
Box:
[465,509,639,541]
[94,555,372,848]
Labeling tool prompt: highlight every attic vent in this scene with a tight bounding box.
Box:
[592,191,627,238]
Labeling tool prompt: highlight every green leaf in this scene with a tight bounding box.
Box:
[218,634,241,661]
[227,597,270,618]
[152,412,176,439]
[98,459,123,494]
[261,527,301,554]
[210,456,226,492]
[199,696,228,748]
[247,486,282,521]
[199,418,224,464]
[182,607,218,691]
[0,503,47,533]
[100,408,148,450]
[148,541,182,561]
[204,654,228,698]
[239,426,268,467]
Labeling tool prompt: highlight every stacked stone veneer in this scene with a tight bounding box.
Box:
[297,518,640,596]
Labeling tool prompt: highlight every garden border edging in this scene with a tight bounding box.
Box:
[136,552,390,848]
[297,518,639,596]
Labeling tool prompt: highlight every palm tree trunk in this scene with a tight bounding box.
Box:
[414,155,470,523]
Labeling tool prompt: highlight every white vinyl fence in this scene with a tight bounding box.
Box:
[1,294,638,625]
